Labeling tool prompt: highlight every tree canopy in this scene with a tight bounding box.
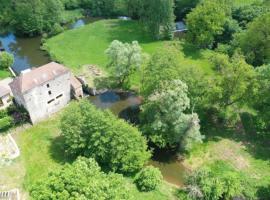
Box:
[186,0,229,48]
[60,100,151,173]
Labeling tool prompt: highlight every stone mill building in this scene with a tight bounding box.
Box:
[9,62,83,124]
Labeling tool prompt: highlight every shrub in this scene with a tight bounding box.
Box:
[30,157,133,200]
[0,116,13,131]
[0,52,14,70]
[134,166,163,192]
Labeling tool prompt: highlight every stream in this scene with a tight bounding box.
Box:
[0,18,186,187]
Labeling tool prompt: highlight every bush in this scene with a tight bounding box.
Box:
[0,52,14,70]
[30,157,133,200]
[0,116,13,131]
[134,166,163,192]
[60,100,151,174]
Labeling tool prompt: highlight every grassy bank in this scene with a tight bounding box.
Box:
[0,70,10,80]
[1,108,178,199]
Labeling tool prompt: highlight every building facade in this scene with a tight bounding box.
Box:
[9,62,81,124]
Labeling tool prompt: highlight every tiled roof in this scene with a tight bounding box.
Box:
[9,62,69,94]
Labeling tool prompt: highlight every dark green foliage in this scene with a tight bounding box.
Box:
[60,100,151,173]
[140,0,175,39]
[0,52,14,70]
[30,157,133,200]
[249,65,270,138]
[174,0,200,20]
[134,166,163,192]
[12,0,64,36]
[235,13,270,66]
[186,0,230,48]
[232,3,270,28]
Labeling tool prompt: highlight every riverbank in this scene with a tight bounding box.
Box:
[1,105,179,199]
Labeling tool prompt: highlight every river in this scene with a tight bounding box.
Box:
[0,18,186,187]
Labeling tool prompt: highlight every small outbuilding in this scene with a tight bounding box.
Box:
[174,21,188,37]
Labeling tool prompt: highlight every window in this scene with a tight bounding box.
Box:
[48,91,52,95]
[47,99,54,104]
[0,99,3,106]
[46,84,50,88]
[56,94,63,99]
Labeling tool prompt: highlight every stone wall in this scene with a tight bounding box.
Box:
[23,72,71,124]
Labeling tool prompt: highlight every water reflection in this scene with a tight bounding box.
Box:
[0,33,50,74]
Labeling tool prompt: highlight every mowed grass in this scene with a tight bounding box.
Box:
[44,19,164,70]
[2,107,178,199]
[0,70,10,80]
[44,19,213,87]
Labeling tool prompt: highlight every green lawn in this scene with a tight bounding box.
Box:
[44,19,213,88]
[1,108,178,199]
[184,128,270,193]
[0,70,10,80]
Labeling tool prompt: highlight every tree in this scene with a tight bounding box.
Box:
[0,52,14,70]
[174,0,200,20]
[140,80,204,151]
[60,100,150,173]
[140,0,175,39]
[141,46,182,97]
[208,52,256,121]
[134,166,163,192]
[186,0,229,48]
[232,3,270,28]
[235,13,270,66]
[251,65,270,137]
[106,40,142,88]
[12,0,64,36]
[30,157,133,200]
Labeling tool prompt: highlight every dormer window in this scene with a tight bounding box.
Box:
[48,91,52,95]
[47,84,50,88]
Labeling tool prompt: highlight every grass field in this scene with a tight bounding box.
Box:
[44,19,213,88]
[184,127,270,194]
[0,70,10,80]
[1,109,178,199]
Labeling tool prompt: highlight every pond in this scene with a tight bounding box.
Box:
[89,91,186,187]
[0,17,96,74]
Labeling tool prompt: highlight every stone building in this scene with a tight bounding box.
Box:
[9,62,82,124]
[0,78,13,110]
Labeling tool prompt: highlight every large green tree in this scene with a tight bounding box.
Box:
[12,0,64,36]
[30,157,132,200]
[106,40,142,88]
[60,100,150,173]
[235,13,270,66]
[140,0,175,39]
[208,52,256,121]
[186,0,229,48]
[140,80,204,151]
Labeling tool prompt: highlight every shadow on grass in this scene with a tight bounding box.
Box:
[49,136,75,164]
[181,41,206,60]
[105,20,157,45]
[202,122,270,163]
